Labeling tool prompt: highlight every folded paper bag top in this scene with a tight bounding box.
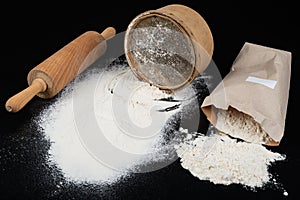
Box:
[201,42,291,146]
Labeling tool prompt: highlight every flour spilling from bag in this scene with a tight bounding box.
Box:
[176,42,290,195]
[201,42,292,145]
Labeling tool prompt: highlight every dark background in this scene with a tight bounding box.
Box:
[0,1,299,199]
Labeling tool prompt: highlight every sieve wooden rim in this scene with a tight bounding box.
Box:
[124,11,198,91]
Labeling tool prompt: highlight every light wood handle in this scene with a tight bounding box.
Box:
[101,27,116,40]
[5,78,47,112]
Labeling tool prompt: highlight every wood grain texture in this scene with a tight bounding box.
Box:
[5,27,116,112]
[28,30,106,99]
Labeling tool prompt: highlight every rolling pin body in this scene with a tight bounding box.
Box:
[6,27,116,112]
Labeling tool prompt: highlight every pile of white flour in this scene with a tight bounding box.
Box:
[175,127,286,190]
[36,62,180,184]
[34,59,287,195]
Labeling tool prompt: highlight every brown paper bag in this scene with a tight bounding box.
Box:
[201,42,291,146]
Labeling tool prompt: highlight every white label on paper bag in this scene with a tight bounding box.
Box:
[246,76,277,89]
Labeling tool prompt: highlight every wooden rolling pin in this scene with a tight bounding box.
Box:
[5,27,116,113]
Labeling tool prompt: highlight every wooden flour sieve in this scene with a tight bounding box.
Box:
[124,4,214,91]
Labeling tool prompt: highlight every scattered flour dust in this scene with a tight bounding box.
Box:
[36,62,179,184]
[34,59,287,195]
[175,127,286,190]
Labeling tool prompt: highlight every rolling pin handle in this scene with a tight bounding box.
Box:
[100,27,116,40]
[5,78,47,113]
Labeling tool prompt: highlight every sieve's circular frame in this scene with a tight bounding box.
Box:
[124,4,214,91]
[125,12,196,90]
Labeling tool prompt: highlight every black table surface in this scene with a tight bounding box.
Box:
[1,1,299,199]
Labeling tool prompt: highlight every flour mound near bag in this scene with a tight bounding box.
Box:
[201,42,291,146]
